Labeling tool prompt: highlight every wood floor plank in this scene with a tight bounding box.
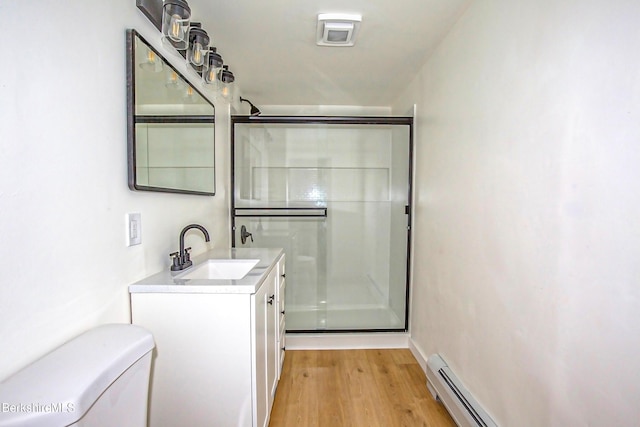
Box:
[269,349,456,427]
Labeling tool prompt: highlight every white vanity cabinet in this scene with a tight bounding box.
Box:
[129,250,285,427]
[255,259,278,427]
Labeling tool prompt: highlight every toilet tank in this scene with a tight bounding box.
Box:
[0,324,154,427]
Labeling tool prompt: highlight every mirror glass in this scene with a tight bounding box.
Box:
[127,29,215,195]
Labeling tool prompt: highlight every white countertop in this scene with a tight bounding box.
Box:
[128,247,284,294]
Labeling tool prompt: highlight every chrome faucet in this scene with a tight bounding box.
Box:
[170,224,210,271]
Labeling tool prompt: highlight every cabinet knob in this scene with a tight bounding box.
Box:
[281,273,286,278]
[281,310,285,315]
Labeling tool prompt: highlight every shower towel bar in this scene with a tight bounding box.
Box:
[234,207,328,218]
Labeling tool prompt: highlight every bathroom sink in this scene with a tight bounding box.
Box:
[176,259,260,280]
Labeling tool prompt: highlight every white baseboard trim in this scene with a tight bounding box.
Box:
[286,332,410,350]
[408,336,428,373]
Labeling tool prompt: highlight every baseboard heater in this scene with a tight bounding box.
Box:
[426,354,497,427]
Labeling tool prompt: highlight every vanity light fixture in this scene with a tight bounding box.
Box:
[203,47,223,84]
[239,97,261,116]
[187,23,209,68]
[161,0,191,50]
[137,0,241,103]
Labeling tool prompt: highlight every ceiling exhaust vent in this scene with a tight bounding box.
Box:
[316,13,362,47]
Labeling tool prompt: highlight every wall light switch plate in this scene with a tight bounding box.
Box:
[127,213,142,246]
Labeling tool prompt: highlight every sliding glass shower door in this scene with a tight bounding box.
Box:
[232,117,412,332]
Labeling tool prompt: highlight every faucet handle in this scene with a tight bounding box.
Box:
[184,247,192,262]
[169,251,182,270]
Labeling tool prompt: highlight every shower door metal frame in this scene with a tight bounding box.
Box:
[230,115,414,333]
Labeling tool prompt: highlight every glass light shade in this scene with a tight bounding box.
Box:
[161,0,191,50]
[139,48,163,73]
[204,64,221,84]
[165,70,181,88]
[187,26,210,67]
[183,85,196,102]
[219,81,235,100]
[218,66,235,101]
[204,48,223,84]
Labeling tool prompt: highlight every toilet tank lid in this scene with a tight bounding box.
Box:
[0,323,154,427]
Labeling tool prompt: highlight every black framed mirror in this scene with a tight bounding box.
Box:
[126,29,216,195]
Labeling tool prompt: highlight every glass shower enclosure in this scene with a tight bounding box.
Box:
[232,116,412,332]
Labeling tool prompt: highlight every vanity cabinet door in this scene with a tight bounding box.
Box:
[256,265,278,427]
[130,292,253,427]
[276,254,286,378]
[265,266,279,421]
[254,276,269,427]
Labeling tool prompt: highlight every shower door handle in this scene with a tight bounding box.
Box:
[240,225,253,244]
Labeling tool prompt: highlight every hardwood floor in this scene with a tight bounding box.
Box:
[269,349,456,427]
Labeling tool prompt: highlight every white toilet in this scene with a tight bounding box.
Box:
[0,324,154,427]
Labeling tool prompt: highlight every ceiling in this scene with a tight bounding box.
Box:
[186,0,471,107]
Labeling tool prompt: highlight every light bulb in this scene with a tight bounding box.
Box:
[169,14,183,40]
[139,49,163,73]
[183,86,197,103]
[166,71,180,88]
[192,43,203,64]
[221,85,229,98]
[203,66,219,84]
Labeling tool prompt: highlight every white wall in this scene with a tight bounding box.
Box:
[0,1,230,381]
[394,0,640,425]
